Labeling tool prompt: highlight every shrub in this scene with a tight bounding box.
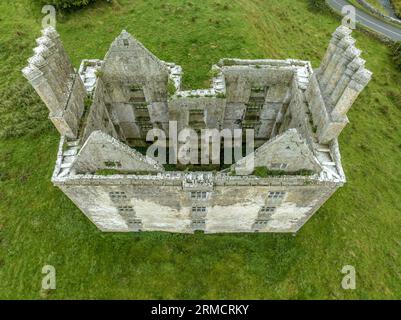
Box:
[252,167,314,177]
[392,0,401,19]
[33,0,100,10]
[392,41,401,71]
[167,80,176,97]
[308,0,327,11]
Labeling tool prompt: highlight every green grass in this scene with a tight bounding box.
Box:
[0,0,401,299]
[252,167,314,177]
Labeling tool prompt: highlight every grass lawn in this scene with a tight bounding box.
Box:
[0,0,401,299]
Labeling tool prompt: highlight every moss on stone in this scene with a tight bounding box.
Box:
[95,169,157,176]
[252,166,315,177]
[167,80,176,97]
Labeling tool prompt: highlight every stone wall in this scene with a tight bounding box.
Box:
[233,128,322,174]
[101,30,170,141]
[71,131,164,174]
[81,78,119,143]
[55,172,340,233]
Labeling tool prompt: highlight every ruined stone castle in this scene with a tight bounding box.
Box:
[22,26,371,234]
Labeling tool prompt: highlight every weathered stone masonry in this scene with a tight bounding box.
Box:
[23,26,372,234]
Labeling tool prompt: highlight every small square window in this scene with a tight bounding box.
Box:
[253,219,269,230]
[104,161,122,168]
[191,219,206,230]
[268,191,286,199]
[190,191,209,200]
[139,124,153,130]
[126,218,142,230]
[261,206,275,213]
[118,206,134,213]
[109,191,127,201]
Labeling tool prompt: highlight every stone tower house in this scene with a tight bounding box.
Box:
[23,26,371,233]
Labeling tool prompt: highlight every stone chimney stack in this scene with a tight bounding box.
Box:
[22,27,87,139]
[305,26,372,144]
[317,26,372,119]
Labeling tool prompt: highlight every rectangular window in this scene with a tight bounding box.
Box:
[109,191,127,201]
[193,220,205,224]
[118,206,134,213]
[191,219,206,230]
[192,207,207,213]
[260,206,276,214]
[247,87,268,108]
[126,218,142,230]
[190,110,204,114]
[189,110,205,129]
[103,117,109,128]
[245,101,262,122]
[127,218,141,225]
[139,123,153,130]
[136,115,151,122]
[268,191,286,200]
[134,103,148,110]
[252,219,269,231]
[190,191,208,200]
[246,104,262,112]
[242,123,255,129]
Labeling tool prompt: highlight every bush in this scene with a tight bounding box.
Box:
[167,80,176,97]
[34,0,99,10]
[308,0,327,11]
[392,0,401,19]
[392,41,401,70]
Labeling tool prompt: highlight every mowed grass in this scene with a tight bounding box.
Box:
[0,0,401,299]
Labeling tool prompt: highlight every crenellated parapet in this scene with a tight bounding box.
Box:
[22,27,87,139]
[306,26,372,144]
